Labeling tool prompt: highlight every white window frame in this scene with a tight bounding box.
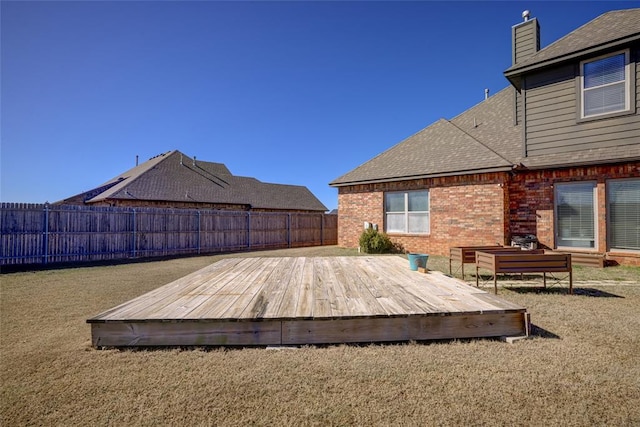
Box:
[607,178,640,252]
[579,50,631,119]
[384,190,430,235]
[554,182,597,250]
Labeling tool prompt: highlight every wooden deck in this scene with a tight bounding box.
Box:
[87,256,529,347]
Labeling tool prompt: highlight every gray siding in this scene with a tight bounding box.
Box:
[515,90,523,125]
[523,50,640,157]
[512,19,540,65]
[637,55,640,108]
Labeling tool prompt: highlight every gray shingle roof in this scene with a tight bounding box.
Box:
[67,151,327,212]
[330,87,520,186]
[505,8,640,86]
[331,8,640,187]
[330,79,639,187]
[517,145,640,169]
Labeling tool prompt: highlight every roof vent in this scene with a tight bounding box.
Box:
[484,88,489,100]
[522,10,530,22]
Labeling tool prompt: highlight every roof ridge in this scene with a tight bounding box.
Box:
[179,154,234,187]
[449,86,511,122]
[443,119,514,166]
[329,118,449,184]
[533,8,638,54]
[86,150,177,202]
[182,163,229,188]
[505,8,640,76]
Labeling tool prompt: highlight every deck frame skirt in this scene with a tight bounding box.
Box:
[88,257,529,347]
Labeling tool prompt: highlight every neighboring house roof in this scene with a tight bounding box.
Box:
[505,8,640,87]
[61,150,328,212]
[330,87,519,186]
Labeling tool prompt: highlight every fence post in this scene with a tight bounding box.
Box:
[132,209,137,258]
[43,203,49,264]
[163,210,168,256]
[197,210,201,254]
[247,212,251,249]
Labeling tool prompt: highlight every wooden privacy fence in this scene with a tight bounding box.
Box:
[0,203,338,266]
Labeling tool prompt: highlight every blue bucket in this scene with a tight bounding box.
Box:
[407,253,429,271]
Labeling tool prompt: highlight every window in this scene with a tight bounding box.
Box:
[608,179,640,251]
[555,182,596,249]
[580,51,630,118]
[385,191,429,234]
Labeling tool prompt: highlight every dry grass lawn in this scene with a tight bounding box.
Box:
[2,246,639,426]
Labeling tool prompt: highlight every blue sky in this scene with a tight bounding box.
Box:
[1,1,634,210]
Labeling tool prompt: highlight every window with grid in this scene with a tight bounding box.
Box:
[385,191,429,234]
[608,179,640,251]
[555,182,596,249]
[581,51,629,118]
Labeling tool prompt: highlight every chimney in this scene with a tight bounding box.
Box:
[512,10,540,65]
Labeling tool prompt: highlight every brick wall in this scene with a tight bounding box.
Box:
[337,173,509,257]
[337,162,639,265]
[509,161,640,266]
[338,189,384,250]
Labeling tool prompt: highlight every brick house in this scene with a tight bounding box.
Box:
[330,9,640,266]
[60,150,328,213]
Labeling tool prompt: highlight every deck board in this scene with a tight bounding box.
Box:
[88,256,529,347]
[143,258,258,319]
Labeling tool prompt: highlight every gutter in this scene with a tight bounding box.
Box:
[515,157,640,172]
[330,156,639,188]
[329,165,516,188]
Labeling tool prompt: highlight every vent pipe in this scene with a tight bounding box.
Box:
[484,88,489,100]
[135,155,139,166]
[193,156,196,167]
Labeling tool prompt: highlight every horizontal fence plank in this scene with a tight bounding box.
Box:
[0,204,337,266]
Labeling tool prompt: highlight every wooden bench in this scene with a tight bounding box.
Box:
[450,246,525,280]
[475,251,572,295]
[554,252,605,268]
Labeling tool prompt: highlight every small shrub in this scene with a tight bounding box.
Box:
[359,228,394,254]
